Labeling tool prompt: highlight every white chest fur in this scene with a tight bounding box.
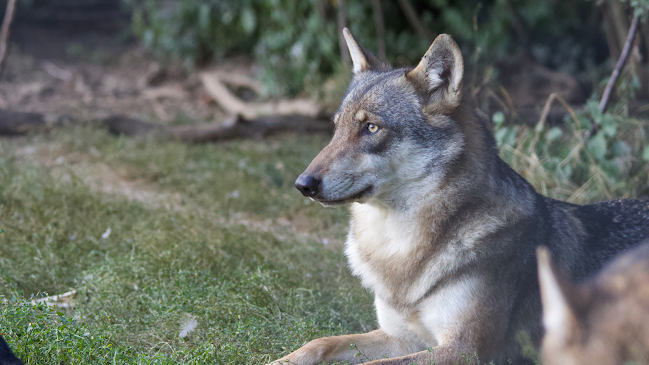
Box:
[346,202,474,304]
[345,202,483,346]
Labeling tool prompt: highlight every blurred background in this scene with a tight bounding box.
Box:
[0,0,648,364]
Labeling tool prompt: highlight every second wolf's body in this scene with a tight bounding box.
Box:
[270,29,649,365]
[538,241,649,365]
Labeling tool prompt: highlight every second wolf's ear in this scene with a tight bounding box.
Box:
[537,247,578,344]
[407,34,464,111]
[343,28,389,74]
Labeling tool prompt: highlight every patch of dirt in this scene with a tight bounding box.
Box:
[0,22,261,126]
[14,140,183,209]
[10,139,343,247]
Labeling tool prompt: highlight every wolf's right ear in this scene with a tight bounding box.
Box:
[343,28,389,74]
[537,247,578,344]
[407,34,463,112]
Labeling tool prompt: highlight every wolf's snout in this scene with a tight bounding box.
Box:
[295,175,322,197]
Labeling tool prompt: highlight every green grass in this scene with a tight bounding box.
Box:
[0,115,647,364]
[0,129,374,364]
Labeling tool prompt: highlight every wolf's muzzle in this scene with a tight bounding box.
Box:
[295,175,322,197]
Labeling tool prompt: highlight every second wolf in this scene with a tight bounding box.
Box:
[538,242,649,365]
[270,29,649,365]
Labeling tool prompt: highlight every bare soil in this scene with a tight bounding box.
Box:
[0,21,261,126]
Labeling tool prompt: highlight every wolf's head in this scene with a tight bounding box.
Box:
[295,29,474,207]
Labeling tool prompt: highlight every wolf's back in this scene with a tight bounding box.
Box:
[546,198,649,282]
[0,334,22,365]
[578,199,649,255]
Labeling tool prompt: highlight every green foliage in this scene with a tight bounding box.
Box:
[124,0,266,66]
[124,0,607,97]
[494,101,649,203]
[255,0,338,96]
[0,130,373,363]
[627,0,649,17]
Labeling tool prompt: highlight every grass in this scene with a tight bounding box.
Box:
[0,129,374,364]
[0,110,647,364]
[495,98,649,204]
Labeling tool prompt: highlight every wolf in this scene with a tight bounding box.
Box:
[0,334,23,365]
[268,28,649,365]
[538,242,649,365]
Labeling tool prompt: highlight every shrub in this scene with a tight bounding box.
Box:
[123,0,609,97]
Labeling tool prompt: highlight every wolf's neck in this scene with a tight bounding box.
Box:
[349,152,536,255]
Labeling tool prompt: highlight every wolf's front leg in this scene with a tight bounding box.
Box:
[267,329,425,365]
[361,345,477,365]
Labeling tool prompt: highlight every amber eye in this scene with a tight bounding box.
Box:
[367,123,379,134]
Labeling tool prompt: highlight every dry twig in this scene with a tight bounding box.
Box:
[371,0,386,61]
[0,110,332,143]
[0,0,17,79]
[396,0,432,43]
[599,14,640,114]
[199,72,320,119]
[337,0,350,63]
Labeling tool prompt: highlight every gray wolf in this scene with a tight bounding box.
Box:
[538,242,649,365]
[0,334,22,365]
[268,28,649,365]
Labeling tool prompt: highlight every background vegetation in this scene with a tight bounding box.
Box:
[1,0,649,364]
[122,0,610,96]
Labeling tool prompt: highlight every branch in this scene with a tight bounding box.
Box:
[396,0,432,44]
[0,110,333,143]
[199,72,321,120]
[337,0,350,64]
[370,0,386,61]
[164,114,332,143]
[599,14,639,114]
[0,0,17,80]
[504,0,530,56]
[0,65,331,142]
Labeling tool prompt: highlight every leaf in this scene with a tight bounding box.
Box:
[143,29,155,48]
[560,164,572,180]
[643,146,649,161]
[587,133,607,161]
[0,228,3,233]
[492,111,505,126]
[600,114,617,137]
[613,141,631,157]
[546,127,562,142]
[495,127,508,146]
[504,126,518,146]
[601,123,617,138]
[199,4,211,30]
[587,100,602,124]
[241,7,257,35]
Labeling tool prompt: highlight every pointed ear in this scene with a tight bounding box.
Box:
[537,246,578,343]
[343,28,389,74]
[407,34,464,110]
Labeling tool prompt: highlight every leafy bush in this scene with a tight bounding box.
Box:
[124,0,265,66]
[494,98,649,204]
[123,0,610,97]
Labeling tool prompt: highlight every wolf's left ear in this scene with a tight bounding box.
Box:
[537,247,579,344]
[407,34,464,110]
[343,28,389,74]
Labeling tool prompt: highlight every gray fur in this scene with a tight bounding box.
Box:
[273,30,649,365]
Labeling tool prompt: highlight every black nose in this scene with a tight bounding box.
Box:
[295,175,322,197]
